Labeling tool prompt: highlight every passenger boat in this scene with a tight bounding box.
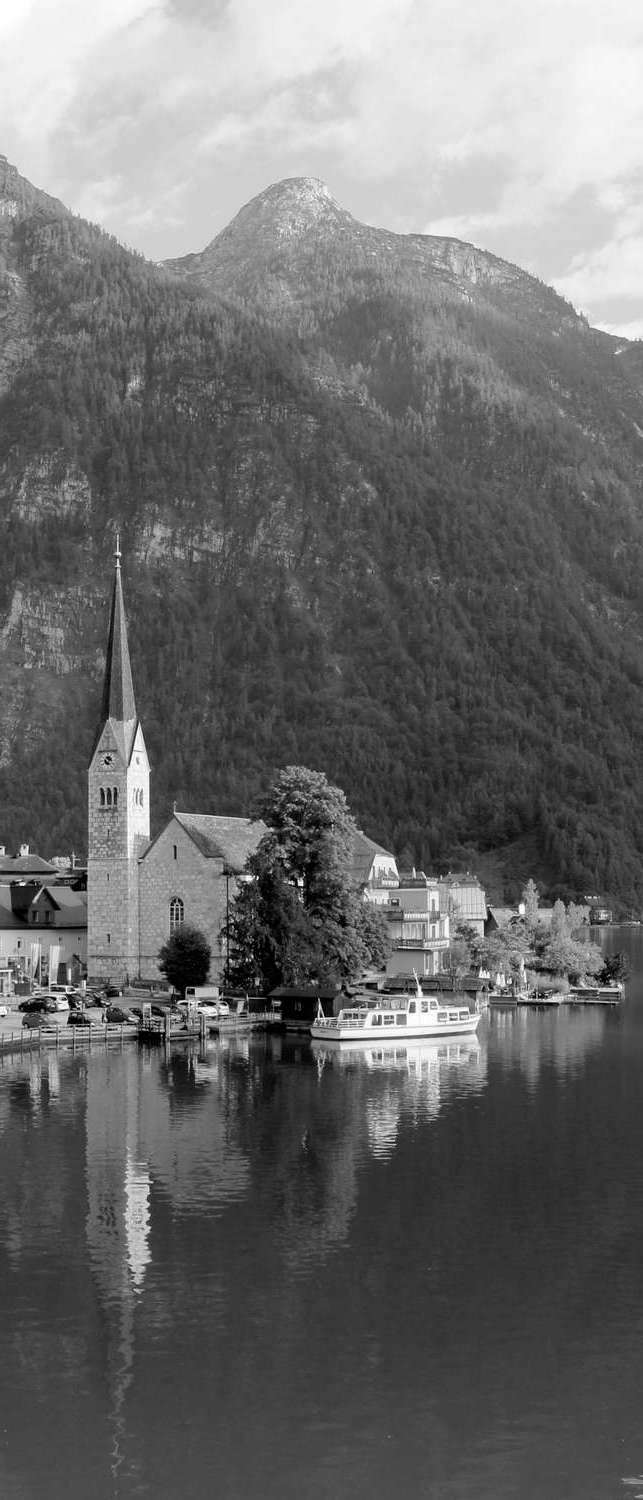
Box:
[310,989,480,1044]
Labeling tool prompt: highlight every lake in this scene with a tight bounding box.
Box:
[1,926,643,1500]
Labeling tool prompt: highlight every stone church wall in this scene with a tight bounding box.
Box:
[138,819,229,984]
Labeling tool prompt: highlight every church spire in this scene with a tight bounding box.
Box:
[92,537,138,762]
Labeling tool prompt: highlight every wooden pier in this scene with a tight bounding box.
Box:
[0,1021,140,1056]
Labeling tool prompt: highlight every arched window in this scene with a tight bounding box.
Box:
[113,787,118,807]
[106,788,112,807]
[100,788,105,807]
[169,897,184,933]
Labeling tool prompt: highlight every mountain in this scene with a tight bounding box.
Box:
[0,161,642,907]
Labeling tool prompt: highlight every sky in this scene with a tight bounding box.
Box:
[1,0,642,338]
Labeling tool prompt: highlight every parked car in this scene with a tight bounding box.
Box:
[0,1004,8,1018]
[19,997,48,1013]
[104,1004,137,1024]
[67,1010,91,1027]
[177,998,230,1019]
[49,995,69,1012]
[23,1011,48,1029]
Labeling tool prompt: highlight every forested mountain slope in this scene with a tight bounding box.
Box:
[0,162,642,906]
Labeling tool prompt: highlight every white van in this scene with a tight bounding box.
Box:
[184,986,220,1002]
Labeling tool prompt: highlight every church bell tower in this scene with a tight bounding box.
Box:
[87,540,150,982]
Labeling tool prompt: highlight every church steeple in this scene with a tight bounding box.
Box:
[87,538,151,983]
[92,536,138,763]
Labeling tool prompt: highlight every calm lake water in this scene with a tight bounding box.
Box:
[2,927,643,1500]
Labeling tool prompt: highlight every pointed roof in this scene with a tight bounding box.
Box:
[172,812,267,871]
[91,540,139,763]
[349,829,398,888]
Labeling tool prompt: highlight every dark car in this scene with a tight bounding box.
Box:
[67,1010,91,1026]
[23,1011,48,1029]
[105,986,123,999]
[105,1004,136,1024]
[19,997,47,1014]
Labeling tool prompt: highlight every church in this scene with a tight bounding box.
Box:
[86,546,266,986]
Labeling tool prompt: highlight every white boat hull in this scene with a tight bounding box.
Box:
[310,1008,480,1044]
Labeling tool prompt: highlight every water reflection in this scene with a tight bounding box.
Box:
[486,1001,615,1086]
[312,1036,486,1158]
[1,935,642,1500]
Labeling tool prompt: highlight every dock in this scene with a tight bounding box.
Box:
[0,1020,140,1056]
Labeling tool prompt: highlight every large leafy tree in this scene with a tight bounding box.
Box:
[158,924,211,997]
[227,766,390,992]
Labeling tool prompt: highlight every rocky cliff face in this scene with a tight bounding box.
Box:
[0,159,641,903]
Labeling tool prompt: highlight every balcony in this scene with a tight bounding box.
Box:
[394,936,449,951]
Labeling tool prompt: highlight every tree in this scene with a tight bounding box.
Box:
[521,879,540,932]
[448,922,479,981]
[227,765,390,992]
[598,951,630,985]
[158,924,211,998]
[537,900,601,979]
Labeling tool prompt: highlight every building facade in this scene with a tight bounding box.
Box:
[0,882,87,988]
[384,873,450,981]
[138,811,266,985]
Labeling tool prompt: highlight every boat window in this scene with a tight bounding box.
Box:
[409,1000,416,1014]
[460,1010,470,1020]
[429,1000,438,1011]
[396,1014,407,1026]
[384,1015,395,1026]
[421,1001,429,1013]
[372,1014,382,1026]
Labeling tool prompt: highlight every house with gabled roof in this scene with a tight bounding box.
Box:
[439,873,487,938]
[0,846,60,881]
[0,882,87,985]
[349,830,399,904]
[137,811,267,984]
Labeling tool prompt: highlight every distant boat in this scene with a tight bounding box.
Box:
[517,990,566,1007]
[485,989,518,1008]
[567,983,624,1003]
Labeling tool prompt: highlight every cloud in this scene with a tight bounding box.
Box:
[553,212,643,327]
[1,0,642,332]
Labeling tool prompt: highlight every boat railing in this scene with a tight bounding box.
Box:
[315,1011,365,1030]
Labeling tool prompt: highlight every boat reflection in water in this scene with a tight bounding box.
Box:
[311,1034,486,1158]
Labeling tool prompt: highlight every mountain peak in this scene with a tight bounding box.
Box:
[217,174,347,245]
[0,154,68,223]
